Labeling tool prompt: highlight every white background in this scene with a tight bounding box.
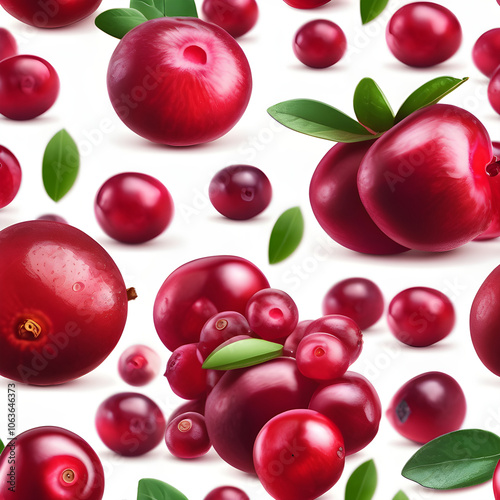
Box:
[1,0,500,498]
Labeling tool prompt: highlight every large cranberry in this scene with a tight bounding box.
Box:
[0,426,104,500]
[357,104,494,252]
[0,146,22,209]
[1,0,102,28]
[472,29,500,78]
[202,0,259,38]
[0,27,17,61]
[205,357,318,473]
[310,141,408,255]
[0,221,128,385]
[153,255,269,351]
[107,17,252,146]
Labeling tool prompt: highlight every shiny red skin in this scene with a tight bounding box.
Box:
[37,214,68,224]
[310,141,408,255]
[283,319,314,357]
[95,392,166,456]
[323,277,384,329]
[388,287,455,347]
[1,0,102,28]
[94,172,174,244]
[0,221,128,386]
[253,409,345,500]
[204,486,249,500]
[205,357,318,473]
[165,412,211,459]
[358,104,494,252]
[209,165,272,220]
[283,0,330,8]
[107,17,252,146]
[168,398,206,424]
[118,344,161,386]
[305,315,363,364]
[386,2,462,67]
[293,19,346,69]
[0,426,104,500]
[488,67,500,115]
[309,372,381,455]
[472,29,500,78]
[494,459,500,500]
[0,146,21,209]
[0,27,17,61]
[202,0,258,38]
[0,55,59,120]
[154,255,269,351]
[386,371,466,443]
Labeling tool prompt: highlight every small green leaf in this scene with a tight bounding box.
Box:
[268,99,379,143]
[269,206,304,264]
[153,0,198,17]
[202,339,283,370]
[137,478,188,500]
[392,491,409,500]
[130,0,163,19]
[360,0,389,24]
[95,8,148,38]
[0,439,4,455]
[402,429,500,489]
[345,459,377,500]
[353,78,394,132]
[42,129,80,202]
[395,76,468,124]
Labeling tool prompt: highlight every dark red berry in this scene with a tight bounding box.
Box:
[165,412,211,459]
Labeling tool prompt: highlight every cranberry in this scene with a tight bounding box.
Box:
[386,371,466,444]
[309,372,381,455]
[209,165,272,220]
[95,392,166,456]
[488,66,500,115]
[388,287,455,347]
[168,399,206,424]
[494,459,500,500]
[0,55,60,120]
[0,221,128,385]
[296,333,350,381]
[202,0,258,38]
[204,486,249,500]
[386,2,462,67]
[322,277,384,329]
[473,29,500,78]
[107,17,252,146]
[357,104,494,252]
[0,426,104,500]
[1,0,102,28]
[205,357,318,473]
[283,0,330,8]
[118,344,161,386]
[36,214,68,223]
[253,409,344,500]
[310,141,408,255]
[283,319,314,357]
[0,27,17,61]
[94,172,174,244]
[293,19,346,69]
[0,146,21,209]
[165,412,211,459]
[245,288,299,341]
[154,255,269,351]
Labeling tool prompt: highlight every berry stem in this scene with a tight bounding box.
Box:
[17,319,42,340]
[127,287,138,301]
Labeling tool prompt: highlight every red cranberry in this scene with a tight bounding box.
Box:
[253,409,344,500]
[0,146,21,209]
[165,412,211,459]
[388,287,455,347]
[358,104,494,252]
[293,19,346,69]
[202,0,258,38]
[36,214,68,224]
[322,277,384,329]
[283,319,314,357]
[204,486,250,500]
[494,459,500,499]
[310,141,408,255]
[1,0,102,28]
[107,17,252,146]
[488,66,500,115]
[283,0,330,8]
[386,371,466,444]
[245,288,299,341]
[473,29,500,78]
[94,172,174,244]
[0,55,59,120]
[118,344,161,386]
[0,28,17,61]
[309,371,381,455]
[386,2,462,67]
[95,392,166,456]
[0,426,104,500]
[209,165,272,220]
[154,255,269,350]
[168,398,206,424]
[0,221,128,385]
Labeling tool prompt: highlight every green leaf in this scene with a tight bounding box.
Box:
[137,478,188,500]
[202,339,283,370]
[345,459,377,500]
[392,491,409,500]
[394,76,468,124]
[353,78,394,132]
[268,99,379,143]
[0,439,4,455]
[95,8,148,38]
[130,0,163,19]
[42,129,80,202]
[402,429,500,489]
[269,206,304,264]
[152,0,198,17]
[360,0,389,24]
